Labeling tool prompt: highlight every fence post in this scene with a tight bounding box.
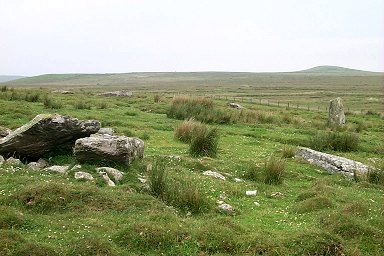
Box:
[278,101,279,107]
[287,102,290,109]
[307,105,309,111]
[318,106,320,112]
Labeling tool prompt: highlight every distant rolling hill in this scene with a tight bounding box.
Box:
[0,75,24,83]
[297,65,374,73]
[1,66,382,88]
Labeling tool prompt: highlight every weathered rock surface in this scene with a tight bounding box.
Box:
[0,114,100,159]
[74,134,144,166]
[0,126,12,138]
[52,89,74,94]
[96,167,124,182]
[218,203,234,213]
[328,97,345,126]
[98,90,133,97]
[6,157,22,165]
[75,171,94,180]
[203,170,226,180]
[44,165,69,174]
[228,103,243,109]
[97,128,114,135]
[246,190,257,196]
[295,147,369,177]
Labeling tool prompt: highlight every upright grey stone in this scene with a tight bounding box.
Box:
[0,114,100,159]
[328,97,345,126]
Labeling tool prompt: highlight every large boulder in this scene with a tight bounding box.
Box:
[0,114,100,159]
[328,97,345,126]
[74,134,144,166]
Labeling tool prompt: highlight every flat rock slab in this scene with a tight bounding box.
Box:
[74,134,144,166]
[98,91,133,97]
[0,114,100,159]
[295,147,369,177]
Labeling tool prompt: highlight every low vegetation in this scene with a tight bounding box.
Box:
[0,77,383,255]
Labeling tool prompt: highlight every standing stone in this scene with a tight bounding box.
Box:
[328,97,345,126]
[0,114,100,159]
[74,134,144,166]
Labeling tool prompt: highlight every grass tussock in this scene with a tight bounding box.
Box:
[68,237,115,256]
[288,231,345,256]
[281,145,295,158]
[189,126,219,158]
[293,196,334,213]
[147,159,211,214]
[74,101,91,110]
[367,160,384,186]
[263,156,285,185]
[43,95,62,109]
[310,131,359,151]
[0,206,27,229]
[174,118,205,143]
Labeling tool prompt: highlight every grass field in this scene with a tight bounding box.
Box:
[0,70,383,255]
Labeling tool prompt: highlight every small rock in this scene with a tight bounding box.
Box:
[98,171,116,186]
[27,162,41,171]
[146,164,152,172]
[74,171,94,180]
[254,201,260,206]
[219,193,227,200]
[228,103,244,109]
[96,167,124,182]
[271,192,283,197]
[97,128,114,135]
[6,157,22,165]
[0,126,12,137]
[234,178,244,182]
[203,170,226,180]
[44,165,69,174]
[168,155,181,161]
[137,176,147,184]
[217,200,224,204]
[246,190,257,196]
[37,158,49,168]
[218,203,234,213]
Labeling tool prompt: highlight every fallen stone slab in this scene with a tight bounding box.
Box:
[74,134,144,166]
[295,147,369,178]
[218,203,234,214]
[0,114,100,159]
[98,90,133,97]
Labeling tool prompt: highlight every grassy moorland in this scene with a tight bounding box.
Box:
[0,70,383,255]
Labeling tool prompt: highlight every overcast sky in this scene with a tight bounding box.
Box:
[1,0,383,76]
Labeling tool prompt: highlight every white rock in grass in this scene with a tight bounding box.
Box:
[98,171,116,186]
[254,201,260,206]
[234,178,244,183]
[203,170,226,180]
[74,171,94,181]
[218,203,234,213]
[96,167,124,182]
[44,165,69,174]
[246,190,257,196]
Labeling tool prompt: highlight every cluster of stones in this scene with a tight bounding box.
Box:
[0,114,144,186]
